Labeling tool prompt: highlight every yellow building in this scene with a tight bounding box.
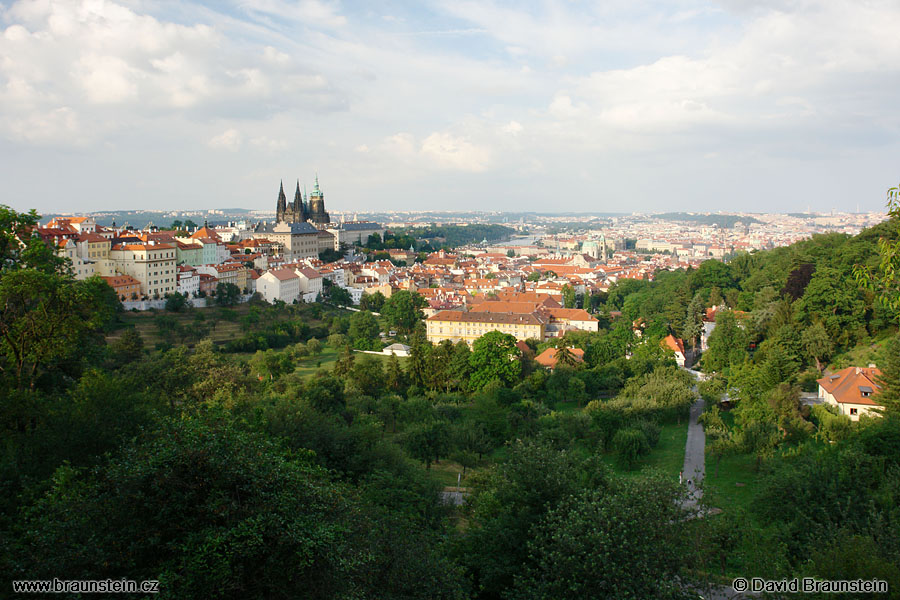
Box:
[109,242,177,298]
[76,233,115,276]
[426,310,546,346]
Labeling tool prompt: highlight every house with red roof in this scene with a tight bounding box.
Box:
[661,334,686,367]
[817,366,884,421]
[535,347,585,370]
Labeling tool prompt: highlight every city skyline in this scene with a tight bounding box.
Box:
[2,0,900,214]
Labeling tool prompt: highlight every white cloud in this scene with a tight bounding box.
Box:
[503,120,523,135]
[208,129,242,151]
[421,132,491,172]
[76,54,139,103]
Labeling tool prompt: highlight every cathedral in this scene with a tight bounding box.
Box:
[275,176,330,226]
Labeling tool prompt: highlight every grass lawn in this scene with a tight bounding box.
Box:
[291,348,408,379]
[293,347,339,376]
[427,459,481,489]
[703,451,762,513]
[551,400,582,413]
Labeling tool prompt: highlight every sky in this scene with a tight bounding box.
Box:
[2,0,900,215]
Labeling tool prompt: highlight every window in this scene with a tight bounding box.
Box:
[850,408,858,416]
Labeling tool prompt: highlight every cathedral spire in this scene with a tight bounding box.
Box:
[276,180,287,222]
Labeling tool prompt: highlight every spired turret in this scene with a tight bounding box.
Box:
[308,174,330,225]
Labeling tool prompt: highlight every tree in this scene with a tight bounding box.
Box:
[110,328,144,366]
[13,417,378,600]
[170,219,183,230]
[526,271,541,282]
[384,353,407,393]
[468,331,521,390]
[449,341,472,391]
[854,183,900,318]
[0,272,118,391]
[407,323,430,388]
[164,292,189,313]
[404,421,450,469]
[510,477,686,600]
[306,338,323,356]
[611,428,650,469]
[801,322,834,373]
[183,219,198,230]
[554,344,579,368]
[739,420,779,471]
[682,293,705,351]
[359,291,386,312]
[1,205,68,274]
[561,284,576,309]
[348,310,381,350]
[381,290,426,336]
[459,440,589,599]
[795,266,866,349]
[249,348,293,380]
[702,310,747,373]
[875,335,900,413]
[214,282,241,306]
[325,285,353,306]
[507,249,515,258]
[333,345,355,377]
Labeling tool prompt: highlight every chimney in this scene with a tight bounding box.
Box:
[868,363,877,369]
[855,367,861,375]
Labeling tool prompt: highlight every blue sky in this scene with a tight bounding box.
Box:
[1,0,899,215]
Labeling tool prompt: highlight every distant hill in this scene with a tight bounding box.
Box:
[653,212,762,228]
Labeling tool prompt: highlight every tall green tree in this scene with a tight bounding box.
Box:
[702,310,748,374]
[561,284,576,309]
[381,290,426,336]
[801,322,834,372]
[854,183,900,317]
[1,272,118,391]
[0,205,67,274]
[682,292,705,350]
[468,331,521,390]
[348,310,381,350]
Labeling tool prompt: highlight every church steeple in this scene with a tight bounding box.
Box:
[276,180,287,222]
[293,180,306,222]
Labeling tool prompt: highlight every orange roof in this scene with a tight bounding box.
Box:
[535,347,585,368]
[545,308,597,322]
[100,275,140,288]
[267,268,298,282]
[190,226,221,241]
[817,367,883,406]
[661,334,685,355]
[470,301,544,314]
[427,310,545,326]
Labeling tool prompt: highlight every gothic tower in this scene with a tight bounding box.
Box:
[293,181,309,222]
[275,181,287,223]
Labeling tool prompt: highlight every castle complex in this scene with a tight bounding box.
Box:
[276,176,330,226]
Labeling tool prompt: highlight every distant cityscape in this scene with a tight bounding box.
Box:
[37,177,887,310]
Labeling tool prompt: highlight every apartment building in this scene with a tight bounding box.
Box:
[109,242,177,298]
[257,268,301,304]
[426,310,546,346]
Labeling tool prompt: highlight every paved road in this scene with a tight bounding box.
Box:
[682,393,706,510]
